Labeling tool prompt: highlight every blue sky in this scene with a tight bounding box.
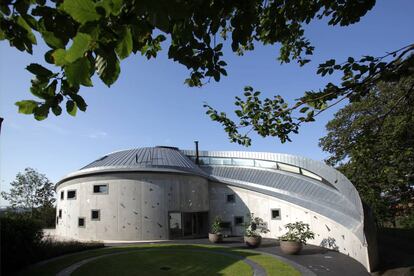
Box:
[1,1,413,205]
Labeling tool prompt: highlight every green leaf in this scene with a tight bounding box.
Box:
[52,105,62,116]
[34,104,49,120]
[26,63,53,77]
[65,33,92,63]
[15,100,38,114]
[17,16,37,44]
[70,94,88,111]
[41,31,65,49]
[111,0,123,15]
[115,27,133,60]
[52,49,67,66]
[65,57,93,87]
[61,0,100,24]
[66,100,77,116]
[95,50,120,86]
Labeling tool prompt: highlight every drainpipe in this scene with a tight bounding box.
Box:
[194,141,199,165]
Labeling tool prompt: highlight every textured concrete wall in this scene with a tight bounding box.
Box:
[209,182,371,271]
[55,173,209,241]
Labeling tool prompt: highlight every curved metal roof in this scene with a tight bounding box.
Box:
[57,146,365,243]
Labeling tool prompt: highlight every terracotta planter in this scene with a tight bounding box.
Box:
[244,235,262,248]
[209,233,223,243]
[280,240,303,254]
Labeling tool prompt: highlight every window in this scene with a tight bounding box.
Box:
[56,216,59,225]
[67,190,76,199]
[78,217,85,227]
[60,191,64,200]
[234,216,244,226]
[58,209,62,218]
[199,157,210,165]
[255,160,277,169]
[219,222,232,229]
[209,157,232,165]
[301,169,323,181]
[232,158,254,167]
[226,194,235,203]
[271,209,281,220]
[91,210,100,221]
[93,184,108,194]
[277,163,300,174]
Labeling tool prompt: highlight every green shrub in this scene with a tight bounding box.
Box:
[210,216,222,234]
[1,215,43,275]
[279,221,315,244]
[1,215,104,275]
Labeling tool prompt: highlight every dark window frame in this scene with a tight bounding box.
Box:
[91,209,100,221]
[78,217,85,228]
[93,184,108,194]
[234,216,244,226]
[67,190,77,200]
[271,208,281,220]
[58,209,62,218]
[60,191,64,200]
[226,194,236,203]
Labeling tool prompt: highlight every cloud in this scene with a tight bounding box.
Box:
[87,131,108,139]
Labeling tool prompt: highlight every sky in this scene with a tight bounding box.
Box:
[1,1,413,205]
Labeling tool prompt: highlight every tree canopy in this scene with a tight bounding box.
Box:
[1,167,55,210]
[319,77,414,227]
[1,0,413,144]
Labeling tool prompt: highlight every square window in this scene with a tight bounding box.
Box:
[226,194,235,203]
[91,210,100,221]
[67,190,76,199]
[60,191,64,200]
[93,184,108,194]
[220,222,231,229]
[271,209,281,220]
[234,216,244,226]
[78,217,85,227]
[58,209,62,218]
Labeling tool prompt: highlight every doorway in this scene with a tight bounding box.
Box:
[169,211,208,239]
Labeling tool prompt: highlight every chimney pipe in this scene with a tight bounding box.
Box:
[194,141,199,165]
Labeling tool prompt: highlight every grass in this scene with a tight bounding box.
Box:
[73,249,252,276]
[19,244,300,276]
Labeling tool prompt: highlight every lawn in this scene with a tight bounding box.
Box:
[20,244,300,276]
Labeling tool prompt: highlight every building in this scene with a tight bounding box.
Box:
[55,146,377,271]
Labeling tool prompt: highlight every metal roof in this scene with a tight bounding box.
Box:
[57,146,365,243]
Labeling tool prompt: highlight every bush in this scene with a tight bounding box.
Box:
[1,215,43,274]
[279,221,315,244]
[1,215,104,275]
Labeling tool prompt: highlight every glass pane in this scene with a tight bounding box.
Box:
[255,160,277,169]
[199,157,210,165]
[232,158,254,166]
[169,212,182,238]
[278,163,300,174]
[301,169,323,181]
[209,158,232,165]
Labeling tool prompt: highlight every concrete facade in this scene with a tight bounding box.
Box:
[56,173,208,241]
[209,183,370,270]
[55,146,376,272]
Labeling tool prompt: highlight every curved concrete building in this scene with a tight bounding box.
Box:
[55,146,376,271]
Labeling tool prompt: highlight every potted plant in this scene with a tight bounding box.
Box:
[209,216,223,243]
[279,221,315,254]
[244,213,269,248]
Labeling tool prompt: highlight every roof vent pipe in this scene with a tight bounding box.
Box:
[194,141,199,165]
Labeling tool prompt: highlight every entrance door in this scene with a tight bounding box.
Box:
[169,212,182,239]
[169,212,208,239]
